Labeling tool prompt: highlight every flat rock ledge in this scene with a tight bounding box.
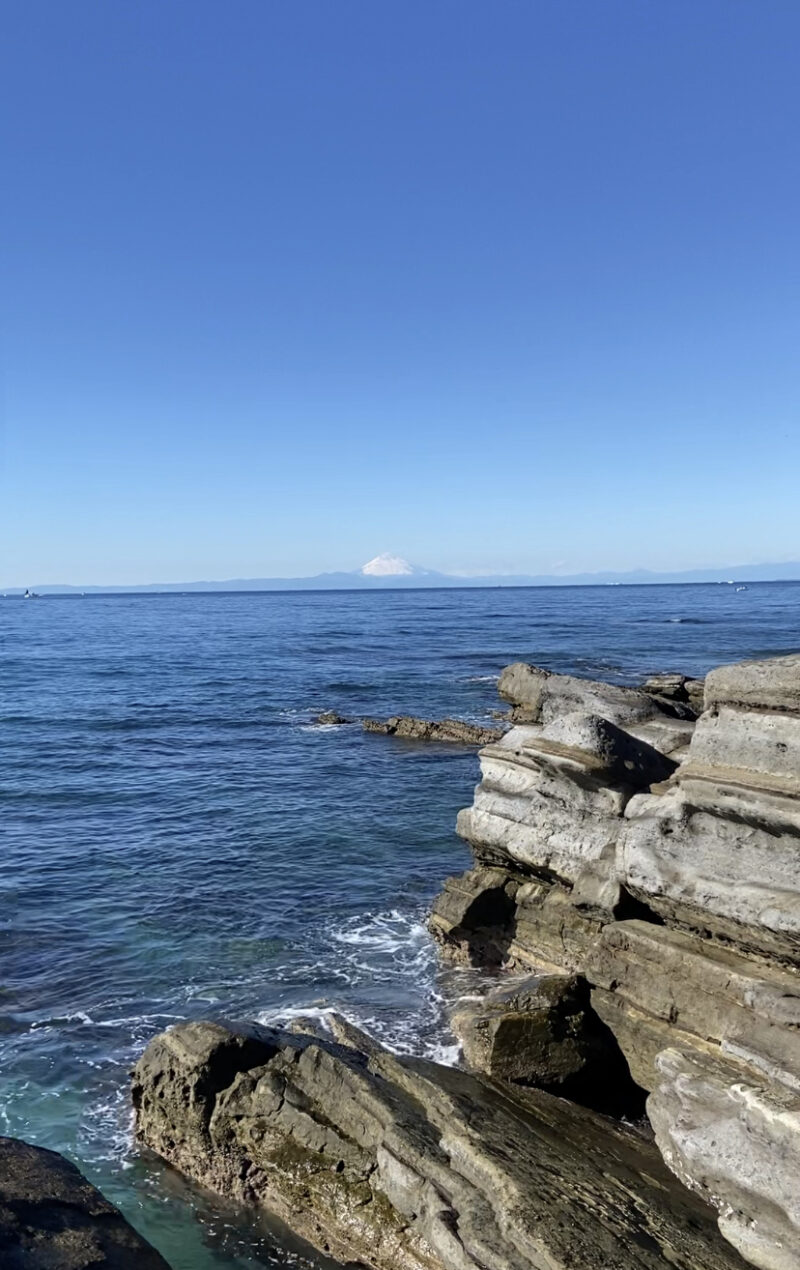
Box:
[0,1135,169,1269]
[363,715,504,745]
[132,1016,745,1270]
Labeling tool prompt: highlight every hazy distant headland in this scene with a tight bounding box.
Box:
[6,552,800,595]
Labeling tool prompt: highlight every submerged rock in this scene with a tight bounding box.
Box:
[0,1136,169,1268]
[132,1017,744,1270]
[363,715,503,744]
[313,710,351,725]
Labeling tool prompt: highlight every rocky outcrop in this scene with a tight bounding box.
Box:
[498,662,699,728]
[314,710,351,725]
[433,655,800,1270]
[363,716,503,745]
[0,1136,169,1268]
[132,1016,745,1270]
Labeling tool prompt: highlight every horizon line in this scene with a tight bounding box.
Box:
[6,573,800,596]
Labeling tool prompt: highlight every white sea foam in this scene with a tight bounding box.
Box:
[251,906,465,1067]
[255,1004,337,1029]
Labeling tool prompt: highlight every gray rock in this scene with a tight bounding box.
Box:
[314,710,350,725]
[704,653,800,713]
[132,1019,745,1270]
[429,865,520,966]
[620,790,800,962]
[0,1136,170,1268]
[455,719,658,889]
[498,662,666,726]
[648,1048,800,1270]
[535,710,678,787]
[587,920,800,1093]
[363,716,504,745]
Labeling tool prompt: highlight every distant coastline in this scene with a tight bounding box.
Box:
[4,561,800,596]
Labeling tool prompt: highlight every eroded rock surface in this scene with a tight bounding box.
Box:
[133,1017,744,1270]
[0,1136,169,1269]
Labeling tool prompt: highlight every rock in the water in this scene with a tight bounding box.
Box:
[0,1136,170,1268]
[363,715,503,744]
[313,710,350,725]
[133,1018,744,1270]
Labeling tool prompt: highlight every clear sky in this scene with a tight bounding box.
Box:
[2,1,798,585]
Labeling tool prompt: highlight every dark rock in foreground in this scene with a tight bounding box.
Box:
[314,711,351,725]
[0,1136,169,1269]
[640,672,705,715]
[363,715,503,744]
[132,1016,745,1270]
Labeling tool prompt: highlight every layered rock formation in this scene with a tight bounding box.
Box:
[0,1136,169,1268]
[132,1015,744,1270]
[432,655,800,1270]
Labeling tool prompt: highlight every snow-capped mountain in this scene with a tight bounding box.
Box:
[360,554,422,577]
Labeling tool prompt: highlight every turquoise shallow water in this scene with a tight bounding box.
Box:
[2,583,799,1267]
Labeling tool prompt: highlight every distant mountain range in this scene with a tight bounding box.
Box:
[5,553,800,594]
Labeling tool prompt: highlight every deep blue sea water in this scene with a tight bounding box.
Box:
[2,583,800,1268]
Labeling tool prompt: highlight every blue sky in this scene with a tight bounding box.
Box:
[2,1,798,585]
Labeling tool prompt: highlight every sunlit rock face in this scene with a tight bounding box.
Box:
[132,1016,744,1270]
[433,654,800,1270]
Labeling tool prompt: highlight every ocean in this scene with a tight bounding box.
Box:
[2,582,799,1267]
